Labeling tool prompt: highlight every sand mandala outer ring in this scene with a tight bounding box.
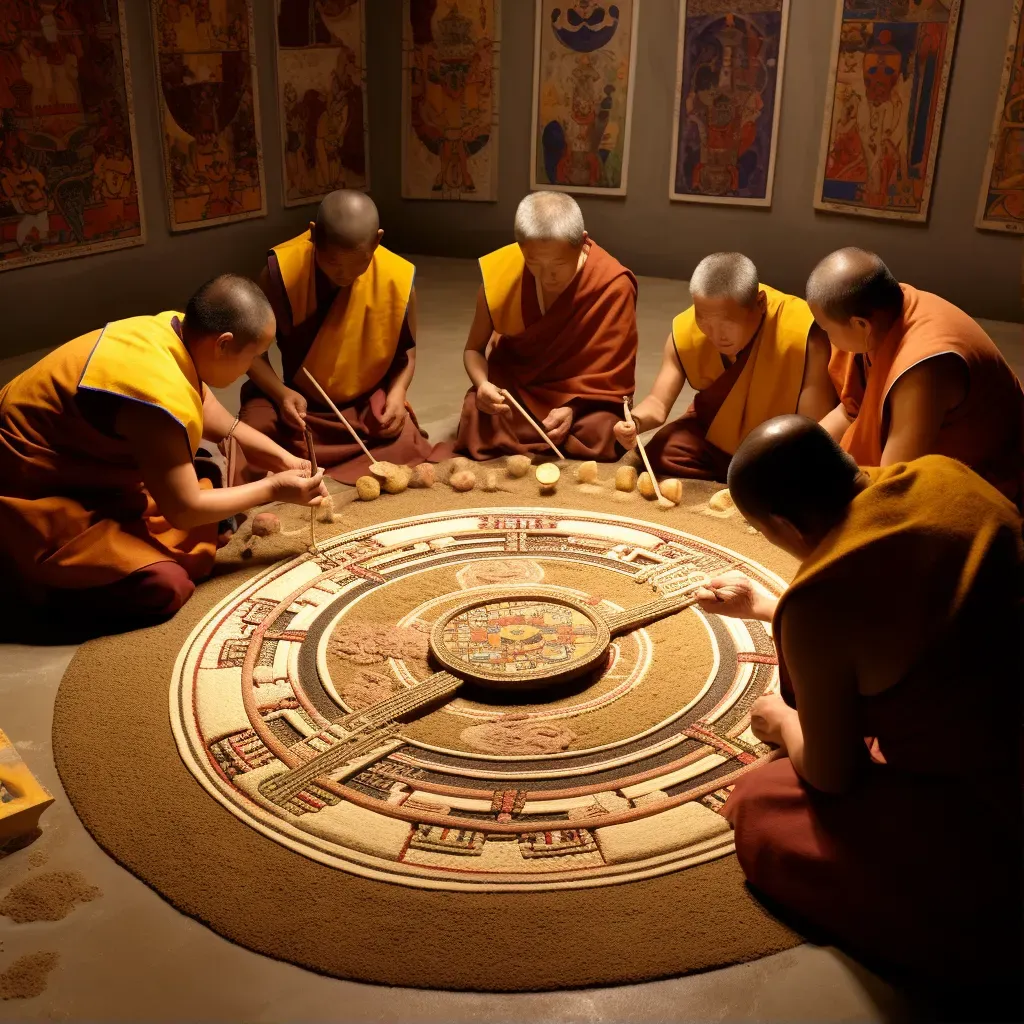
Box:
[170,507,786,893]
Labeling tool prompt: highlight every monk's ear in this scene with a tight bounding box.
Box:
[308,221,316,244]
[756,290,767,315]
[372,228,383,250]
[850,316,873,345]
[581,230,589,245]
[766,513,810,556]
[215,331,234,356]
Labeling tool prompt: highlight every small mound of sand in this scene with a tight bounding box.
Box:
[0,871,101,923]
[338,670,399,710]
[0,952,59,1000]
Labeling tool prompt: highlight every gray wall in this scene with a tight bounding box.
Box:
[367,0,1023,323]
[1,0,1021,360]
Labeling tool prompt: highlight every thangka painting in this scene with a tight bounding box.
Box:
[530,0,639,196]
[813,0,961,223]
[276,0,369,207]
[0,0,144,272]
[151,0,266,231]
[401,0,500,201]
[976,0,1024,233]
[669,0,791,207]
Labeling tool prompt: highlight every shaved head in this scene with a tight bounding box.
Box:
[806,247,904,323]
[315,189,380,251]
[728,415,860,538]
[183,273,273,347]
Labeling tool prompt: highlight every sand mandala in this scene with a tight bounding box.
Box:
[171,506,786,892]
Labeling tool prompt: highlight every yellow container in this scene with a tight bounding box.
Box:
[0,726,54,844]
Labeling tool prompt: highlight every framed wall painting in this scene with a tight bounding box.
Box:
[0,0,145,272]
[976,0,1024,233]
[151,0,266,232]
[669,0,791,207]
[813,0,961,223]
[401,0,501,201]
[276,0,369,207]
[529,0,639,196]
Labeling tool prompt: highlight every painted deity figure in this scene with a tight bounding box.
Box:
[832,30,909,207]
[0,138,49,251]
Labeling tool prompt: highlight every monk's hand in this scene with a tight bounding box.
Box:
[476,381,511,417]
[279,388,308,431]
[695,574,761,619]
[542,407,573,445]
[379,389,408,438]
[749,694,793,748]
[271,467,328,507]
[613,419,638,449]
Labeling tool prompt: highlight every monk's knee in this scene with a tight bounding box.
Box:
[128,562,195,619]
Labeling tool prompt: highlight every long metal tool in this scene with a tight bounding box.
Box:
[624,396,673,508]
[500,388,566,460]
[301,367,377,465]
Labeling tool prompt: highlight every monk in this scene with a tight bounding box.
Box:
[697,416,1022,981]
[453,191,638,460]
[240,190,433,484]
[614,253,836,481]
[0,276,327,631]
[807,247,1024,507]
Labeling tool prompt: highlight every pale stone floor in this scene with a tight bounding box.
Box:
[0,257,1020,1022]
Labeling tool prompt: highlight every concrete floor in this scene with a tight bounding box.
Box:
[0,258,1021,1022]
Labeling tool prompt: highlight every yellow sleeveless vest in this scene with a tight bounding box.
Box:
[479,243,527,337]
[272,232,415,404]
[672,284,813,454]
[78,312,204,453]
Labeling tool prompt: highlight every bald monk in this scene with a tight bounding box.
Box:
[240,190,434,484]
[808,247,1024,506]
[453,191,638,460]
[697,416,1022,980]
[614,253,836,480]
[0,276,327,631]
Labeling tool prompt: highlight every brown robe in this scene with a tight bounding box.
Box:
[452,242,638,461]
[723,458,1023,977]
[238,252,436,485]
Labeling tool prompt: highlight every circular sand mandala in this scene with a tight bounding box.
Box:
[172,507,785,893]
[55,483,802,990]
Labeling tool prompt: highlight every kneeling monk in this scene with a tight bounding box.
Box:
[614,253,835,481]
[454,191,638,460]
[698,416,1022,978]
[0,276,326,630]
[240,190,433,484]
[808,247,1024,507]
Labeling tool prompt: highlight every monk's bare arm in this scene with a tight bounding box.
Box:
[248,267,307,430]
[797,326,839,423]
[388,288,418,397]
[614,333,685,448]
[202,388,309,475]
[779,597,866,795]
[464,285,509,416]
[118,403,326,531]
[880,355,968,466]
[820,402,854,442]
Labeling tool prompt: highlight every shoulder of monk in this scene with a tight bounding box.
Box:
[586,242,636,288]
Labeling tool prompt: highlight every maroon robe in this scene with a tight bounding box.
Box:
[238,252,436,484]
[644,345,752,482]
[451,243,638,461]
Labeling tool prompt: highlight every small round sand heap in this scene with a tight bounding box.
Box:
[449,470,477,492]
[615,466,637,492]
[506,454,532,478]
[356,476,381,501]
[575,461,598,484]
[370,462,412,495]
[251,512,281,537]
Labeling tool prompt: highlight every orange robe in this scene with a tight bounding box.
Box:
[453,240,638,461]
[240,233,435,485]
[830,284,1024,506]
[0,314,217,600]
[646,285,815,481]
[724,457,1023,977]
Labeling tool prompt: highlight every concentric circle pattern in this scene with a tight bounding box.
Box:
[171,506,786,892]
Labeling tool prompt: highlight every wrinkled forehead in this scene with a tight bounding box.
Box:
[692,293,757,323]
[519,239,582,268]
